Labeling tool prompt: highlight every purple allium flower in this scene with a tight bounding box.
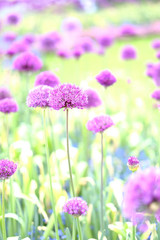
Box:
[86,115,114,133]
[96,69,117,88]
[13,51,42,72]
[156,51,160,59]
[84,88,102,108]
[6,13,20,25]
[0,98,18,114]
[6,40,28,57]
[40,32,61,52]
[0,87,12,100]
[123,167,160,224]
[49,83,88,110]
[146,63,155,78]
[56,49,70,59]
[152,63,160,86]
[27,85,52,108]
[97,34,114,48]
[22,34,35,45]
[151,39,160,50]
[0,159,17,180]
[3,32,17,42]
[127,156,139,172]
[120,24,137,37]
[77,37,95,53]
[34,71,60,88]
[151,89,160,101]
[63,197,88,217]
[72,47,84,59]
[121,45,137,60]
[61,17,82,32]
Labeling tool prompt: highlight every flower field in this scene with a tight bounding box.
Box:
[1,1,160,240]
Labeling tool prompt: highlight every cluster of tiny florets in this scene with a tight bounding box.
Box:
[27,85,52,108]
[84,88,102,109]
[0,87,12,100]
[0,159,17,180]
[34,71,60,88]
[63,197,88,217]
[87,115,114,133]
[96,70,117,87]
[49,83,88,110]
[0,98,18,114]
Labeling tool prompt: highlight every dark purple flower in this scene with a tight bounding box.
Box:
[120,24,137,37]
[152,39,160,49]
[84,88,102,108]
[86,115,114,133]
[123,167,160,224]
[121,45,137,60]
[151,89,160,101]
[63,197,88,217]
[40,32,61,52]
[127,156,139,172]
[56,49,70,59]
[146,63,155,78]
[0,159,17,180]
[34,71,60,87]
[97,34,114,48]
[0,98,18,114]
[96,69,117,88]
[49,83,88,110]
[77,37,95,53]
[72,47,84,59]
[3,32,17,42]
[6,13,20,25]
[152,63,160,86]
[27,85,52,108]
[13,51,42,72]
[22,34,35,45]
[0,87,12,100]
[156,51,160,59]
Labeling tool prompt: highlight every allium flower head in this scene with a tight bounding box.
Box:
[13,51,42,72]
[151,89,160,101]
[146,63,155,78]
[96,69,117,88]
[84,88,102,108]
[27,85,52,108]
[97,34,114,48]
[61,17,82,32]
[152,63,160,86]
[0,98,18,114]
[87,115,114,133]
[6,40,28,57]
[152,39,160,49]
[34,71,60,88]
[72,47,84,59]
[3,32,17,42]
[120,24,137,37]
[6,13,20,25]
[156,51,160,59]
[63,197,88,217]
[0,159,17,180]
[123,167,160,223]
[121,45,137,60]
[127,156,139,172]
[0,87,12,100]
[40,32,61,52]
[49,83,88,110]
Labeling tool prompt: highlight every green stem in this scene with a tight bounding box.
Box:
[132,224,136,240]
[76,218,83,240]
[100,132,104,234]
[2,180,7,240]
[72,218,76,240]
[43,109,59,240]
[66,109,76,197]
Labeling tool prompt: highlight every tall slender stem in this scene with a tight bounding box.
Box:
[132,224,136,240]
[66,109,76,197]
[100,132,104,234]
[43,109,59,240]
[2,180,7,240]
[72,218,76,240]
[76,218,83,240]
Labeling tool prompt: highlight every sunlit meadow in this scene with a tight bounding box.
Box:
[1,1,160,240]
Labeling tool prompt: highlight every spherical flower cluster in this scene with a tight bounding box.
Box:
[87,115,114,133]
[152,39,160,50]
[13,51,42,72]
[152,63,160,86]
[0,98,18,114]
[96,69,117,88]
[123,167,160,223]
[61,17,82,32]
[40,32,61,52]
[27,85,52,108]
[127,156,139,172]
[3,32,17,42]
[151,89,160,101]
[77,37,95,53]
[0,87,12,100]
[6,40,28,57]
[121,45,137,60]
[84,88,102,108]
[0,159,17,180]
[146,63,155,78]
[97,34,114,48]
[49,83,88,110]
[120,24,137,37]
[6,13,20,25]
[72,47,84,59]
[34,71,60,88]
[63,197,88,217]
